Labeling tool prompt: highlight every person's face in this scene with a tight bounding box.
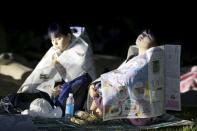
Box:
[50,33,71,52]
[52,84,62,97]
[135,31,155,49]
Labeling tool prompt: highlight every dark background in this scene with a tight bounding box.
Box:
[0,4,196,67]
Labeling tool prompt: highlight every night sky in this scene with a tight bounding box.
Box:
[0,4,196,66]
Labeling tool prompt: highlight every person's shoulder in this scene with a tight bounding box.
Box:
[72,37,90,51]
[74,37,88,46]
[68,37,88,56]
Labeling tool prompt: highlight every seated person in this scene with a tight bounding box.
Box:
[0,22,96,118]
[17,22,96,94]
[88,29,157,125]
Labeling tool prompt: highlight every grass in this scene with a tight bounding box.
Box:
[144,106,197,131]
[146,126,197,131]
[32,106,197,130]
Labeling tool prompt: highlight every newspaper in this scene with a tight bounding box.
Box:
[164,45,181,111]
[100,45,181,121]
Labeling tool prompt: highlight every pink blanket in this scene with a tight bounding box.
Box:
[180,66,197,93]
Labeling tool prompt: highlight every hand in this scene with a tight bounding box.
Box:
[52,53,60,65]
[51,59,59,66]
[54,59,60,65]
[89,84,99,98]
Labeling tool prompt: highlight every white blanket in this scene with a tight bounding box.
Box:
[18,37,96,96]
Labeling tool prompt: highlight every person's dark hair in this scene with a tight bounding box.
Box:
[140,29,157,46]
[48,22,71,38]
